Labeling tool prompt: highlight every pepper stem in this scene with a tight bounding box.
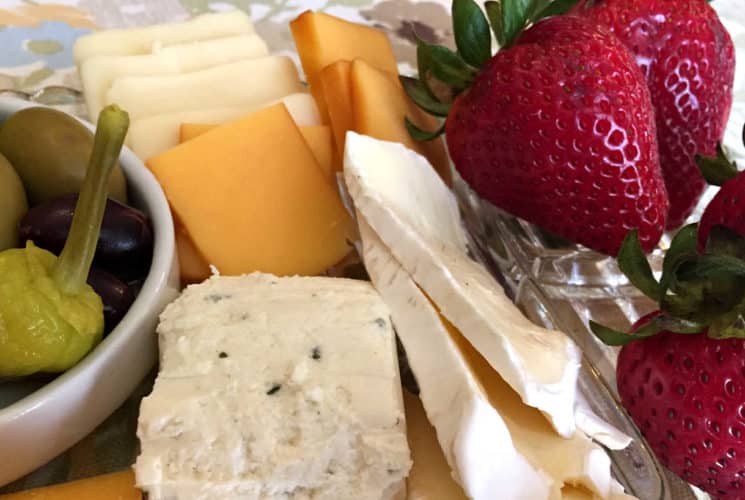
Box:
[52,105,129,295]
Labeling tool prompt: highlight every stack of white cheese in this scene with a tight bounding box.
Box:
[73,11,320,160]
[135,130,640,500]
[343,132,638,500]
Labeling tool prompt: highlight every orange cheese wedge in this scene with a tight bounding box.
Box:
[149,103,354,277]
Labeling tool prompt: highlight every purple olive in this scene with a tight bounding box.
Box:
[87,268,135,335]
[19,193,153,280]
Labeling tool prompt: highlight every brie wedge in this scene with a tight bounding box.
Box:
[360,218,633,499]
[344,131,581,437]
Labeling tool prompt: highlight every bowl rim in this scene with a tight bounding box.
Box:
[0,96,176,420]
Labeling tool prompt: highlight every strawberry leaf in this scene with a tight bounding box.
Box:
[659,223,698,302]
[618,229,660,300]
[591,314,702,347]
[590,319,661,346]
[416,38,477,92]
[405,118,445,141]
[452,0,492,67]
[484,1,505,46]
[400,76,451,117]
[706,225,745,260]
[500,0,533,48]
[531,0,578,21]
[677,254,745,281]
[695,143,738,186]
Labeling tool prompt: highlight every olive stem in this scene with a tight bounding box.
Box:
[52,105,129,295]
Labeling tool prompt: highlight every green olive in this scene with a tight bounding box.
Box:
[0,153,28,251]
[0,107,128,206]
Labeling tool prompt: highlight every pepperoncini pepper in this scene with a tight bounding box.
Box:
[0,105,129,377]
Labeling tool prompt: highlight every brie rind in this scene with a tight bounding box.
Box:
[360,218,633,499]
[344,131,581,437]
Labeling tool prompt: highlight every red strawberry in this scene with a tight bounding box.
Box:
[578,0,736,229]
[696,130,745,250]
[405,2,668,255]
[592,224,745,498]
[617,320,745,499]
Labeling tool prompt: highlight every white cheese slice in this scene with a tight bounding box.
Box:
[344,132,582,437]
[73,11,254,63]
[360,219,633,500]
[136,273,411,500]
[106,56,303,120]
[127,92,320,160]
[81,34,268,119]
[360,217,551,499]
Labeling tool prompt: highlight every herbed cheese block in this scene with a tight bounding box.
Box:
[349,60,452,186]
[360,217,634,500]
[344,132,582,437]
[135,273,411,500]
[128,92,320,160]
[147,103,355,277]
[80,34,268,119]
[290,11,398,122]
[107,56,303,120]
[73,11,254,63]
[0,470,140,500]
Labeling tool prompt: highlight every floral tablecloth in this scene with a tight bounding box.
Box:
[0,0,741,497]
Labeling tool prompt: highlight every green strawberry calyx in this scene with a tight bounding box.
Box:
[592,126,745,345]
[694,124,744,186]
[403,0,574,140]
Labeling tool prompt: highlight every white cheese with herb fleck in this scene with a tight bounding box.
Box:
[135,273,411,500]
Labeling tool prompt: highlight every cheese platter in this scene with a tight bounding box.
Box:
[0,0,743,498]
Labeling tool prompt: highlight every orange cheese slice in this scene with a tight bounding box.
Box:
[404,391,468,500]
[0,470,140,500]
[349,59,452,185]
[149,103,354,276]
[318,60,353,171]
[290,10,398,122]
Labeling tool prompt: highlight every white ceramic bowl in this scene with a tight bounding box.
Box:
[0,97,179,486]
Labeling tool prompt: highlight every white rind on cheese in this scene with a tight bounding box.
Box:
[344,131,581,437]
[127,93,320,160]
[106,56,303,120]
[136,273,411,500]
[73,11,255,63]
[574,392,632,451]
[81,34,268,119]
[359,217,552,500]
[360,219,634,500]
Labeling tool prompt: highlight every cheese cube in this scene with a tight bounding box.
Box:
[147,103,355,277]
[136,273,411,499]
[0,471,140,500]
[73,11,254,63]
[80,34,268,119]
[106,56,303,120]
[127,92,319,160]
